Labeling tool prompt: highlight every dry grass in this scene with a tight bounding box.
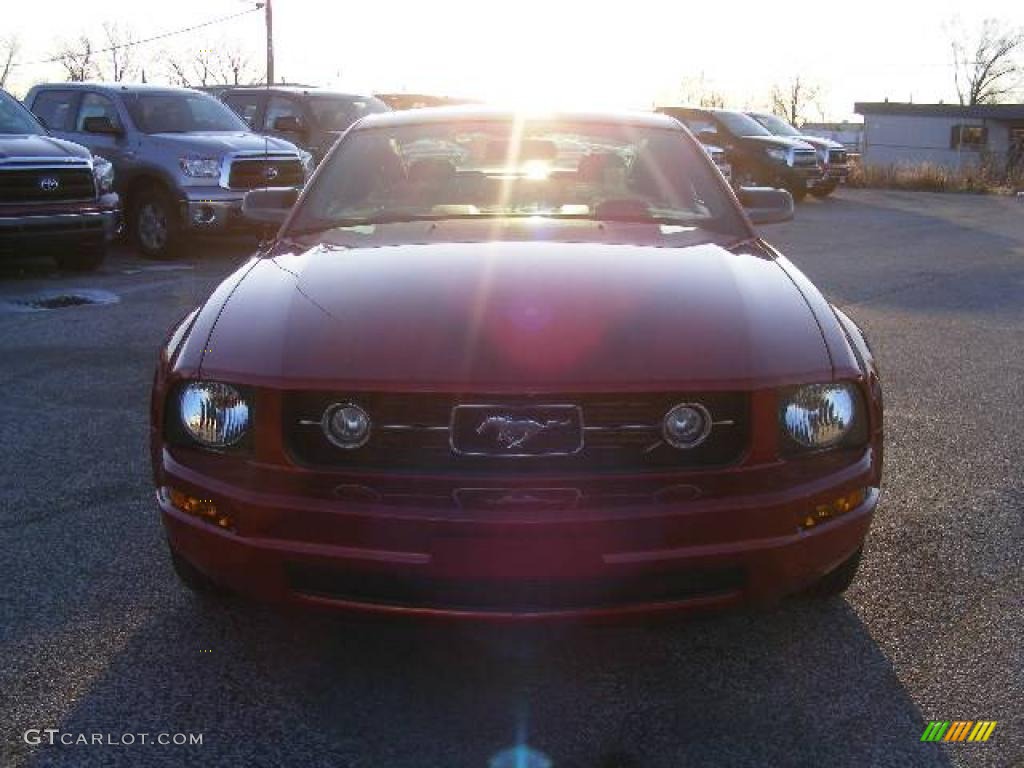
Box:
[847,159,1024,195]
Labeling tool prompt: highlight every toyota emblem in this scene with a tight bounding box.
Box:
[39,177,60,192]
[263,166,279,181]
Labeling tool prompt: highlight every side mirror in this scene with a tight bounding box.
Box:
[82,116,122,135]
[738,186,794,225]
[242,187,299,225]
[273,115,305,134]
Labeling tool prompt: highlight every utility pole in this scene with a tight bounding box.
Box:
[264,0,274,85]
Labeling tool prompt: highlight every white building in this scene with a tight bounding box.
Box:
[854,102,1024,170]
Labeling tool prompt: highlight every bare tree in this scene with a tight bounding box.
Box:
[770,76,819,126]
[215,43,257,86]
[100,23,138,82]
[677,74,727,108]
[162,47,218,87]
[0,35,19,89]
[950,18,1024,105]
[55,35,97,82]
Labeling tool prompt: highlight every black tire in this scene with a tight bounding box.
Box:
[804,547,863,598]
[811,180,837,198]
[170,548,223,596]
[131,185,183,259]
[55,241,106,272]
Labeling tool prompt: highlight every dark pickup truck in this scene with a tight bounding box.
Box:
[748,112,849,197]
[214,86,389,166]
[0,88,120,271]
[657,106,822,200]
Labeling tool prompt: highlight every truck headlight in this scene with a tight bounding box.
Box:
[765,147,789,163]
[298,149,315,178]
[179,381,250,447]
[92,155,115,193]
[780,383,860,450]
[179,156,222,178]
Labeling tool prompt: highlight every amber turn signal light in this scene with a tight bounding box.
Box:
[800,487,867,530]
[167,487,234,530]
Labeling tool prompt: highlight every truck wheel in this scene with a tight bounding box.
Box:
[55,242,106,272]
[804,547,863,598]
[132,186,182,259]
[811,180,838,198]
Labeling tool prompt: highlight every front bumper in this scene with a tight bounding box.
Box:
[0,193,121,250]
[158,446,880,621]
[180,187,255,233]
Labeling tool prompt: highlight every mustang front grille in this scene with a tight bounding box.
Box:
[226,156,304,190]
[0,166,96,203]
[283,392,749,474]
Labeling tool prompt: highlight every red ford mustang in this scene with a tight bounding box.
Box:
[151,108,883,619]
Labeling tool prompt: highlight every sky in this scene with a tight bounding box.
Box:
[3,0,1024,121]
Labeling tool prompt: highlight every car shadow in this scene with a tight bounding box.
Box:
[22,596,954,768]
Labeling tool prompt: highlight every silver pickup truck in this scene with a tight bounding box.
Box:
[24,83,311,258]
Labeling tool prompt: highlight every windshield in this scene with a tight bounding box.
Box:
[290,119,746,236]
[310,95,389,131]
[752,114,802,137]
[125,91,247,133]
[714,111,773,137]
[0,91,44,135]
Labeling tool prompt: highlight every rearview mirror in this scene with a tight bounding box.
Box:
[737,186,794,225]
[242,187,299,225]
[82,116,122,135]
[273,115,305,134]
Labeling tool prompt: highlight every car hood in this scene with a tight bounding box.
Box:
[0,133,91,161]
[797,134,842,150]
[740,135,815,151]
[200,238,832,391]
[147,131,299,155]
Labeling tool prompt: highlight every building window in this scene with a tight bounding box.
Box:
[950,125,987,149]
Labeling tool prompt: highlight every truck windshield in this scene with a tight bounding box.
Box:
[0,92,44,135]
[125,92,247,133]
[310,95,389,131]
[289,118,747,237]
[752,114,802,137]
[715,111,773,138]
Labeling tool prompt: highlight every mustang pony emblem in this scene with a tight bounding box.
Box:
[476,416,572,449]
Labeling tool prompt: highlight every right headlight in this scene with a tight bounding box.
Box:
[179,156,222,178]
[780,382,861,450]
[179,381,250,447]
[92,154,115,193]
[765,147,789,163]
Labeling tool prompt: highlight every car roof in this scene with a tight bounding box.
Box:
[30,82,210,96]
[221,85,381,99]
[355,105,684,130]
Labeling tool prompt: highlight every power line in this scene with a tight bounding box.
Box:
[9,6,262,69]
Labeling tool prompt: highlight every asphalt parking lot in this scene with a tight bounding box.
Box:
[1,188,1022,768]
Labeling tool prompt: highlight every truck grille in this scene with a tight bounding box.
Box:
[828,148,848,165]
[226,156,304,190]
[0,166,95,204]
[283,392,749,474]
[791,149,819,168]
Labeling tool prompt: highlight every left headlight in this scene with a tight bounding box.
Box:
[780,382,860,450]
[179,156,222,178]
[179,381,250,447]
[765,147,789,163]
[92,154,115,193]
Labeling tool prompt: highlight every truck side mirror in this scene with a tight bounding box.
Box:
[82,116,123,135]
